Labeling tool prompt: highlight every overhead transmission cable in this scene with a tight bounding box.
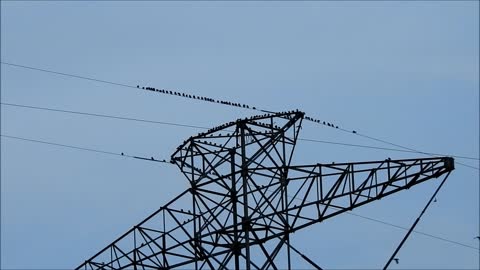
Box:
[2,101,479,166]
[1,135,171,164]
[2,61,478,170]
[264,188,480,253]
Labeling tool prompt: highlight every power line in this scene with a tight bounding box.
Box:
[2,102,479,164]
[1,102,208,130]
[346,212,479,251]
[1,134,172,164]
[322,125,479,170]
[3,61,479,171]
[275,190,480,252]
[261,189,480,253]
[300,137,479,161]
[1,62,134,89]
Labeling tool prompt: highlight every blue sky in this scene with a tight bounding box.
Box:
[1,1,479,269]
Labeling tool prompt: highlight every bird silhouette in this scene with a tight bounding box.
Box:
[151,157,154,160]
[121,153,124,156]
[474,236,480,240]
[394,258,399,264]
[434,198,437,202]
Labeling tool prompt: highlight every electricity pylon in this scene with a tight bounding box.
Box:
[77,111,454,269]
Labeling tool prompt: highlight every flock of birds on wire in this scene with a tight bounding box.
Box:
[138,85,346,131]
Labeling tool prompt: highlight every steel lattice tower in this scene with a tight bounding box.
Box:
[77,111,454,270]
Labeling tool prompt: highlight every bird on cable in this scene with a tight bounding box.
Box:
[352,130,357,134]
[393,258,399,264]
[136,85,139,88]
[151,157,154,161]
[121,153,124,156]
[434,198,437,202]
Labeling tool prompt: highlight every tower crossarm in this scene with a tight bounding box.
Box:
[217,156,454,246]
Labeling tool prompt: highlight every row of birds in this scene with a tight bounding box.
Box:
[140,85,257,110]
[304,115,339,129]
[201,111,302,135]
[139,85,352,135]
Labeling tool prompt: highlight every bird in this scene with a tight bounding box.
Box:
[136,85,139,88]
[434,198,437,202]
[151,157,154,160]
[393,258,399,264]
[352,130,357,134]
[121,153,124,156]
[474,236,480,240]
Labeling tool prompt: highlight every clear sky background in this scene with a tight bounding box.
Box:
[1,1,479,269]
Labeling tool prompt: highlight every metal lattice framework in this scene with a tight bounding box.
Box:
[77,111,455,270]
